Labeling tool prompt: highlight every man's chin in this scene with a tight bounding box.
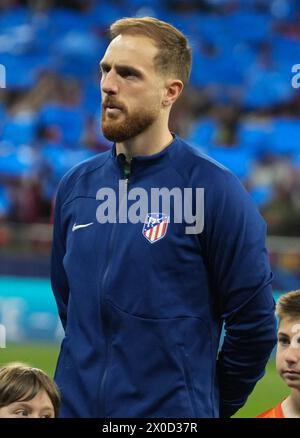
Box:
[101,126,128,142]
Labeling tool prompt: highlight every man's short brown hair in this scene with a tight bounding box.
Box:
[110,16,192,85]
[0,363,60,417]
[276,289,300,321]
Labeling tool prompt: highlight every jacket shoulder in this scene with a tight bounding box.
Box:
[56,150,111,205]
[171,137,259,216]
[171,137,238,184]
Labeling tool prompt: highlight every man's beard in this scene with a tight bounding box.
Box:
[101,105,159,142]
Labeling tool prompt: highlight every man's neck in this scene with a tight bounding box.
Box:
[116,128,174,160]
[282,390,300,418]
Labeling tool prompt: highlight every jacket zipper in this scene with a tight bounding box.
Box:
[125,178,129,192]
[97,165,130,416]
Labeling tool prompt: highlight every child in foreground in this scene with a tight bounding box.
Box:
[0,363,60,418]
[257,289,300,418]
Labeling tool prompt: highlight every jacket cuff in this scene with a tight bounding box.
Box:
[219,401,245,418]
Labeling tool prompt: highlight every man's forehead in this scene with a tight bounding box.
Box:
[103,34,158,65]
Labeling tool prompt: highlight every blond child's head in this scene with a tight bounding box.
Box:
[0,363,60,418]
[276,290,300,390]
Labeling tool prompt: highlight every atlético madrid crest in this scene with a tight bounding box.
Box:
[142,213,169,244]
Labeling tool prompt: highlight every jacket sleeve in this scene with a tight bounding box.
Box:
[51,179,70,332]
[202,170,277,418]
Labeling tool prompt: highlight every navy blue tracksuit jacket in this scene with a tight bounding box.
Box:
[51,135,277,418]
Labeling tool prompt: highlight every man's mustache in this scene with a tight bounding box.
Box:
[102,99,126,111]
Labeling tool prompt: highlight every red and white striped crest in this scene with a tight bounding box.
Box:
[142,213,169,244]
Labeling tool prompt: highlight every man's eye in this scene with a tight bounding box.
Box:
[41,414,51,418]
[120,71,137,78]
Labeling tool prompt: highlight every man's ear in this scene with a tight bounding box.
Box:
[162,79,184,107]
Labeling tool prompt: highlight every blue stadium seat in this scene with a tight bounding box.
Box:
[272,36,300,67]
[272,266,300,291]
[85,1,124,28]
[40,142,94,199]
[2,112,38,146]
[53,30,104,79]
[41,143,70,179]
[293,153,300,169]
[190,40,251,86]
[271,118,300,156]
[41,142,94,178]
[187,118,217,148]
[0,7,29,31]
[49,8,90,33]
[39,104,84,146]
[83,83,100,117]
[0,184,11,217]
[0,142,36,176]
[250,185,274,207]
[224,12,270,43]
[237,119,273,158]
[270,0,298,20]
[243,69,293,108]
[195,15,225,46]
[125,0,162,7]
[207,144,254,180]
[0,53,50,89]
[0,105,6,135]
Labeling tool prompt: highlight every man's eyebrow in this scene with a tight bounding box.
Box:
[117,65,143,76]
[100,62,143,76]
[99,61,109,70]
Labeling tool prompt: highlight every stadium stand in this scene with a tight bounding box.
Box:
[0,0,299,282]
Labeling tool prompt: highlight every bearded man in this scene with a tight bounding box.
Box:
[51,17,276,418]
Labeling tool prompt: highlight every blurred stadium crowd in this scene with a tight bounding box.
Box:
[0,0,299,237]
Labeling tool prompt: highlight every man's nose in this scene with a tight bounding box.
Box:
[101,71,118,95]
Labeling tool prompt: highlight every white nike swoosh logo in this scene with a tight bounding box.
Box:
[72,222,93,232]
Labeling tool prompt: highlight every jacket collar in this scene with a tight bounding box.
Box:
[111,134,178,167]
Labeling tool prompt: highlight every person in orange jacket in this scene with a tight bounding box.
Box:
[257,290,300,418]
